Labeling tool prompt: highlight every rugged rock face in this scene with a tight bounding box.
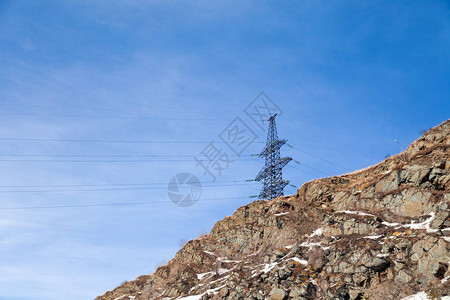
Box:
[97,120,450,300]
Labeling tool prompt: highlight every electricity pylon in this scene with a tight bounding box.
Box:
[255,114,292,200]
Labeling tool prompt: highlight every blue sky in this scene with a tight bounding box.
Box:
[0,1,449,299]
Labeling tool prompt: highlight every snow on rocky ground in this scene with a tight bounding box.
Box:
[274,212,289,216]
[217,257,241,263]
[362,235,383,239]
[336,210,445,237]
[401,291,450,300]
[300,240,329,250]
[382,220,400,227]
[196,272,212,280]
[310,227,323,237]
[289,257,307,265]
[261,262,278,273]
[176,284,227,300]
[188,208,450,300]
[336,210,375,217]
[402,212,438,233]
[162,209,450,300]
[176,295,202,300]
[113,295,136,300]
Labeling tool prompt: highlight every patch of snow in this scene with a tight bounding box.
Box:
[206,284,226,295]
[442,275,450,283]
[274,212,289,216]
[310,227,323,237]
[285,244,295,249]
[289,257,307,265]
[249,270,260,278]
[442,228,450,232]
[197,272,212,280]
[177,295,203,300]
[114,296,136,300]
[362,235,383,240]
[400,292,428,300]
[210,275,229,285]
[203,252,241,264]
[300,240,330,251]
[261,262,277,273]
[382,221,400,227]
[218,268,230,275]
[443,237,450,243]
[300,241,322,247]
[401,291,450,300]
[217,257,241,263]
[336,210,375,217]
[403,212,438,233]
[178,283,227,300]
[377,253,389,258]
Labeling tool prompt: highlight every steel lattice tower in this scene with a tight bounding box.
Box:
[255,114,292,200]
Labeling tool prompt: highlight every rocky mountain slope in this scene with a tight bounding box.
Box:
[97,120,450,300]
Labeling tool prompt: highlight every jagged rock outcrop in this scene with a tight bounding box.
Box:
[97,120,450,300]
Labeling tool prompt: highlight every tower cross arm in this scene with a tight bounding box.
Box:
[258,139,287,157]
[255,167,268,182]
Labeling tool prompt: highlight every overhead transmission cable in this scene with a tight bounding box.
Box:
[0,196,253,211]
[0,158,259,163]
[0,111,241,121]
[0,137,264,144]
[0,154,254,158]
[0,179,252,188]
[286,144,350,172]
[0,182,258,193]
[290,159,331,176]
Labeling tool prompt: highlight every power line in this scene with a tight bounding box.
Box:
[0,102,258,120]
[0,111,238,121]
[291,160,331,176]
[0,179,252,188]
[0,137,265,144]
[0,183,258,193]
[0,154,330,177]
[0,153,332,177]
[287,144,350,171]
[0,158,259,163]
[287,165,322,178]
[0,196,253,211]
[0,154,255,158]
